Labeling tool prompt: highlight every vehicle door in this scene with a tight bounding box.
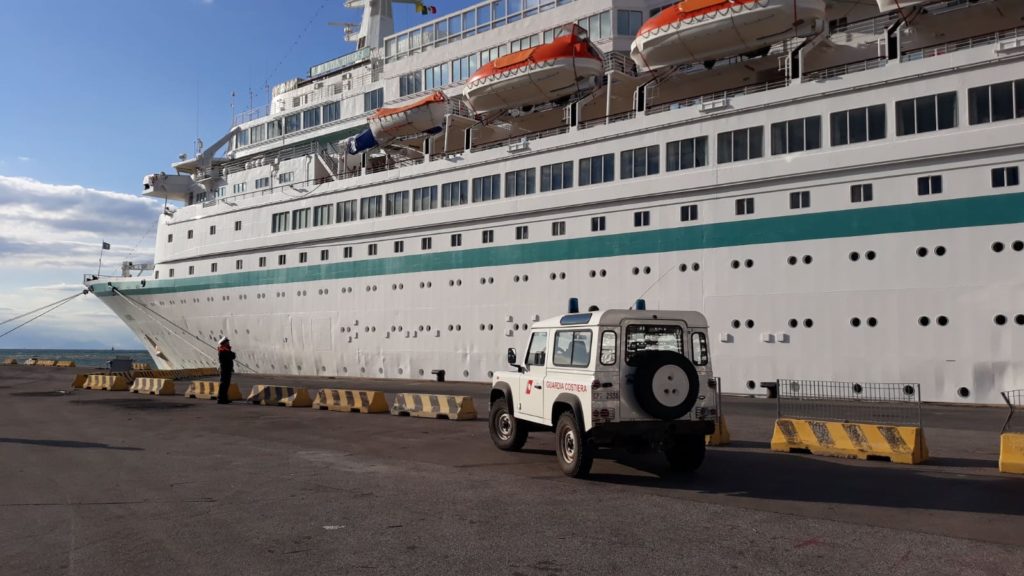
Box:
[516,330,548,420]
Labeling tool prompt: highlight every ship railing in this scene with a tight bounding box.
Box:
[829,12,899,38]
[578,110,636,131]
[803,57,888,82]
[901,25,1024,63]
[604,52,638,76]
[773,380,923,427]
[365,155,425,175]
[469,123,571,153]
[646,78,789,116]
[232,104,271,127]
[1002,389,1024,434]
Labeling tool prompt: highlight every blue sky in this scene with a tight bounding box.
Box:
[0,0,476,349]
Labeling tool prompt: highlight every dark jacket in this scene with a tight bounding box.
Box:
[218,348,236,374]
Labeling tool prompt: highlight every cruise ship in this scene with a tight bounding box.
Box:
[86,0,1024,404]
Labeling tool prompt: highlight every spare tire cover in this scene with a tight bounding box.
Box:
[630,350,700,421]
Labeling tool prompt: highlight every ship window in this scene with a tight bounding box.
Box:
[992,166,1020,188]
[248,124,265,144]
[616,10,643,36]
[552,221,566,236]
[789,191,811,210]
[236,259,243,270]
[271,212,289,233]
[421,237,432,250]
[291,208,310,230]
[394,241,404,254]
[413,186,437,211]
[591,216,606,232]
[232,182,246,195]
[896,91,957,136]
[771,116,821,155]
[503,169,534,197]
[579,153,614,186]
[187,229,194,239]
[385,190,410,215]
[368,244,378,256]
[633,211,650,227]
[322,101,340,123]
[188,265,194,275]
[851,184,874,203]
[267,119,283,139]
[968,80,1024,125]
[299,252,307,264]
[168,268,174,278]
[284,113,301,134]
[451,233,462,247]
[399,72,422,97]
[313,204,332,226]
[278,255,286,266]
[441,180,468,207]
[736,198,755,216]
[343,247,353,259]
[167,233,173,243]
[540,161,573,192]
[717,126,764,164]
[363,88,383,112]
[482,230,494,244]
[360,195,383,219]
[278,172,293,184]
[621,145,659,179]
[666,136,708,172]
[259,256,267,268]
[234,220,241,231]
[208,262,217,273]
[336,199,357,223]
[515,225,529,240]
[680,204,698,222]
[424,64,449,90]
[302,107,321,129]
[577,10,612,41]
[917,175,942,196]
[831,105,886,146]
[473,174,502,201]
[235,130,249,147]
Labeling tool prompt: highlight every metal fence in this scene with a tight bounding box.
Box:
[775,379,922,427]
[1002,389,1024,434]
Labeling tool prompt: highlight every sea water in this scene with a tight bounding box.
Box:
[0,349,156,368]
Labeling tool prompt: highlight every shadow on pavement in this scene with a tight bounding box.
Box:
[0,437,143,451]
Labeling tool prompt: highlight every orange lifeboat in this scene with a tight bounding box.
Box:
[631,0,826,70]
[347,91,448,154]
[463,25,604,116]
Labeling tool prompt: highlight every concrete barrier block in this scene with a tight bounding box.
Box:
[390,393,477,420]
[130,378,176,396]
[999,432,1024,474]
[706,415,731,446]
[83,374,131,391]
[771,418,928,464]
[247,384,313,407]
[3,358,17,365]
[313,388,389,413]
[183,380,243,401]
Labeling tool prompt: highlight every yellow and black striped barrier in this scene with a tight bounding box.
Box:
[55,360,76,367]
[706,415,731,446]
[770,418,929,464]
[83,374,131,391]
[390,393,477,420]
[132,362,152,370]
[999,433,1024,474]
[313,388,389,413]
[247,384,313,407]
[183,381,243,401]
[130,377,176,396]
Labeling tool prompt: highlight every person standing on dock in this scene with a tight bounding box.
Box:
[217,337,235,405]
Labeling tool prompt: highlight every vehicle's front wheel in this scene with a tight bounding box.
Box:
[489,397,528,451]
[555,412,593,478]
[664,434,706,474]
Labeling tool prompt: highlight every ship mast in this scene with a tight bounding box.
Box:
[344,0,436,49]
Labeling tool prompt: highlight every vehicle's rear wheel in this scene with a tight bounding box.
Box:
[489,397,528,451]
[664,434,706,474]
[555,412,593,478]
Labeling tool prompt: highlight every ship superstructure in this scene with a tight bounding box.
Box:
[90,0,1024,404]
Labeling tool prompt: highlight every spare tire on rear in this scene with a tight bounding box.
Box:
[630,350,700,421]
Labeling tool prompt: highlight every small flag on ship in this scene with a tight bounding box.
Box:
[101,241,110,250]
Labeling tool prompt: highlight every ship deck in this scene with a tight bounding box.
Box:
[1,366,1021,574]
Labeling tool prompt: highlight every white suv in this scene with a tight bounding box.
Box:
[489,308,716,477]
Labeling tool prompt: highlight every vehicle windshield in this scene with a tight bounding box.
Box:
[624,324,683,365]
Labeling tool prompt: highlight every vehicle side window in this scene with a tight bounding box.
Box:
[600,330,616,365]
[691,332,708,366]
[525,331,547,367]
[553,329,592,368]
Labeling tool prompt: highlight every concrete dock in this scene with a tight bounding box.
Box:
[1,366,1021,575]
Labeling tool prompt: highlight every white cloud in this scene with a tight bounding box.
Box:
[16,156,31,162]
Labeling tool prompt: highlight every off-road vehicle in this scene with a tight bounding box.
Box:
[489,305,716,477]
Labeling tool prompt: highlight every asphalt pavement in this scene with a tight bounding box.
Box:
[0,366,1021,576]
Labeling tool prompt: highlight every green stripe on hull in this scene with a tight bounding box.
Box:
[93,192,1024,297]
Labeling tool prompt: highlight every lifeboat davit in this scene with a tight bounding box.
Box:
[630,0,826,70]
[463,25,604,117]
[347,91,448,155]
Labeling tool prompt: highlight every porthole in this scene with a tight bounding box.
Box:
[935,246,946,256]
[399,283,404,290]
[745,319,754,329]
[849,251,860,262]
[851,317,861,327]
[398,368,404,375]
[418,369,425,376]
[480,278,486,285]
[994,314,1007,325]
[642,267,651,275]
[479,324,485,331]
[903,385,917,397]
[957,387,970,399]
[867,317,877,327]
[1013,241,1024,252]
[513,323,519,330]
[372,285,377,292]
[366,286,371,292]
[746,380,756,390]
[599,270,606,277]
[551,272,559,280]
[427,281,432,288]
[787,256,797,266]
[397,326,403,332]
[487,324,493,330]
[916,247,928,257]
[1016,314,1024,325]
[523,275,529,282]
[744,259,753,268]
[802,255,812,265]
[449,280,454,286]
[731,319,741,329]
[731,260,740,269]
[515,275,521,282]
[918,316,930,327]
[631,267,639,275]
[488,277,495,284]
[788,318,798,328]
[588,270,595,278]
[679,264,687,272]
[456,279,462,286]
[803,318,814,328]
[455,324,462,331]
[420,282,425,288]
[390,326,396,333]
[371,326,376,332]
[692,263,700,271]
[487,371,494,378]
[936,315,948,326]
[448,324,454,331]
[378,368,384,374]
[852,383,864,394]
[993,241,1005,253]
[463,370,470,378]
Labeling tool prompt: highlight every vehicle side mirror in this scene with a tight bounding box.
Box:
[507,347,517,366]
